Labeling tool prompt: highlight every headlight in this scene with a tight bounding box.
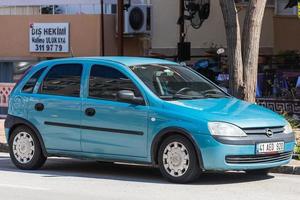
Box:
[283,123,293,134]
[208,122,247,137]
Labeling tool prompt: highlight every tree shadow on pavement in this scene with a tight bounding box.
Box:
[0,154,274,185]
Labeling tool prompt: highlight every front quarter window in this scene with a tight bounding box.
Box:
[130,64,228,100]
[89,65,143,103]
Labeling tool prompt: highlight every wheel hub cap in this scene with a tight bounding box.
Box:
[13,132,35,164]
[163,142,190,177]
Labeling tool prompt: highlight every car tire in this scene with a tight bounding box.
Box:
[9,126,47,170]
[158,135,201,183]
[245,168,271,175]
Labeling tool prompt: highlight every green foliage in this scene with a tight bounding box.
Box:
[283,112,300,129]
[294,146,300,160]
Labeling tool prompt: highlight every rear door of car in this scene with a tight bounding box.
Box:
[27,62,84,152]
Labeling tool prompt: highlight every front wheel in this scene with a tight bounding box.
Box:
[9,126,47,170]
[158,135,201,183]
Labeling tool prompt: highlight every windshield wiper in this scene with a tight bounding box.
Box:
[160,94,204,100]
[174,94,198,100]
[203,93,228,98]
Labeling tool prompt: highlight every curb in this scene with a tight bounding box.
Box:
[0,143,8,153]
[271,164,300,175]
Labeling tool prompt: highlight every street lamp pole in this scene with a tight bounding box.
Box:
[179,0,185,43]
[117,0,124,56]
[100,0,105,56]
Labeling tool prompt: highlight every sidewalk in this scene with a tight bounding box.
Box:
[0,119,6,143]
[0,119,8,152]
[271,159,300,175]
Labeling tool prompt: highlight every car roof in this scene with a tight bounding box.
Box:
[38,56,178,67]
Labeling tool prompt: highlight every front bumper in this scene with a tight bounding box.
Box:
[194,134,295,171]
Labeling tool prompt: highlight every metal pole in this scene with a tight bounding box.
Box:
[117,0,124,56]
[100,0,105,56]
[179,0,185,43]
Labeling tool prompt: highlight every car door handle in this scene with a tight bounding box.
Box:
[35,103,44,111]
[85,108,96,117]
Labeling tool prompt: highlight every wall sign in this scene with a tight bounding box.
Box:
[29,23,69,53]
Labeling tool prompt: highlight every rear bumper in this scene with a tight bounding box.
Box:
[4,128,9,143]
[4,114,14,142]
[194,134,295,171]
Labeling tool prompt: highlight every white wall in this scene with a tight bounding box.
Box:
[151,0,226,50]
[0,0,149,15]
[151,0,274,52]
[0,6,40,15]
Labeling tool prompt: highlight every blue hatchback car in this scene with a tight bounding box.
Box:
[5,57,295,183]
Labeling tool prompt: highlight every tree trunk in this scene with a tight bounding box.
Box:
[242,0,267,102]
[219,0,244,99]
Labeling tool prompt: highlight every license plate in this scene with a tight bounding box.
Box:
[256,142,285,154]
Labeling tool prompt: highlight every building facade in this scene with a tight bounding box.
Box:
[0,0,149,116]
[0,0,299,117]
[150,0,300,57]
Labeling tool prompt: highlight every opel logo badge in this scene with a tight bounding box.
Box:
[266,129,273,137]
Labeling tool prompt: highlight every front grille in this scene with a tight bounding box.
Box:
[242,126,284,135]
[225,151,292,164]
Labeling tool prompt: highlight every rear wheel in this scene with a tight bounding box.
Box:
[9,126,47,170]
[158,135,201,183]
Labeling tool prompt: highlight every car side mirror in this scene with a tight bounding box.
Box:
[117,90,144,105]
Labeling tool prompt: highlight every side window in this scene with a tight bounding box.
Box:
[39,64,82,97]
[22,67,46,93]
[89,65,142,101]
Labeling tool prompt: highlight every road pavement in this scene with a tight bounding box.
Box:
[0,153,299,200]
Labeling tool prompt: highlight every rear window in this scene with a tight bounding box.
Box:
[39,64,82,97]
[22,67,46,93]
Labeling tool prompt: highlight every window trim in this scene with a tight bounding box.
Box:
[38,63,83,98]
[21,67,47,94]
[87,64,147,106]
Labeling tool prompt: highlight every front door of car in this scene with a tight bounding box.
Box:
[28,63,83,152]
[81,64,148,158]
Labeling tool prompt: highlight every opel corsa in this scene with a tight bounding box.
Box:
[5,57,295,183]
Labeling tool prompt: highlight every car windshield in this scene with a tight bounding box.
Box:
[130,64,229,100]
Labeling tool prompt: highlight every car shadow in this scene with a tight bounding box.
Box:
[0,155,274,185]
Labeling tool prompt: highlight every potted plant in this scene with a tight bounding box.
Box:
[284,113,300,160]
[294,128,300,160]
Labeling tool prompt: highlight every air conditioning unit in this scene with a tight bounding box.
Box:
[123,4,152,35]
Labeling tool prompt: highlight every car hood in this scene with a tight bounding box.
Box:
[163,97,287,128]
